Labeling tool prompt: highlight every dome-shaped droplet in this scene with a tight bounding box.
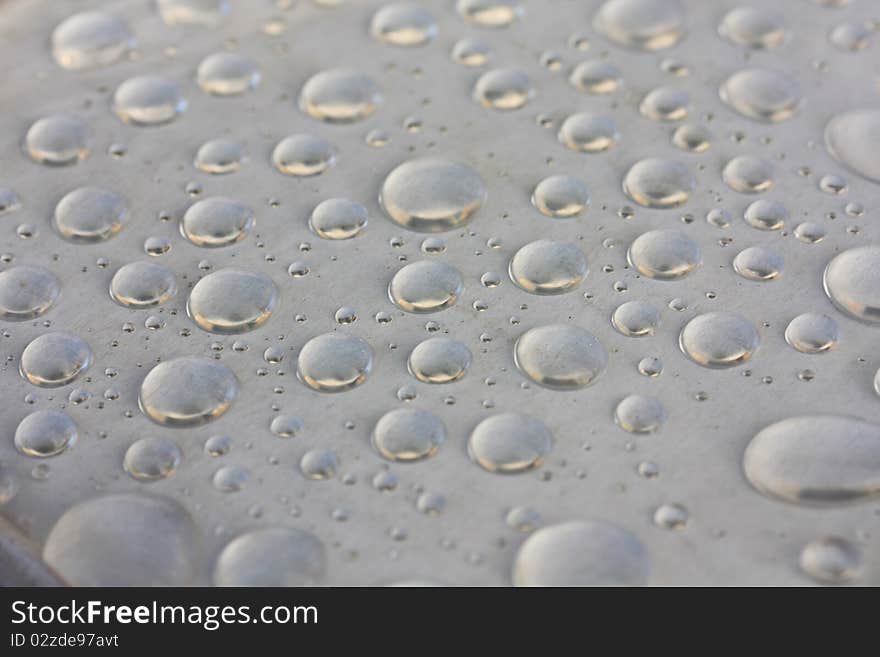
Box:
[612,300,660,337]
[194,138,246,174]
[299,69,382,123]
[457,0,523,28]
[53,187,128,243]
[180,197,255,247]
[639,86,689,121]
[614,395,667,433]
[679,312,759,368]
[622,158,694,208]
[671,123,712,152]
[24,114,89,166]
[123,437,182,481]
[824,110,880,183]
[823,246,880,323]
[51,11,135,70]
[113,76,187,125]
[157,0,230,26]
[720,68,801,123]
[380,158,486,232]
[388,260,463,312]
[722,155,775,193]
[187,268,277,333]
[296,333,373,392]
[513,520,650,586]
[558,113,619,153]
[20,332,91,388]
[300,449,338,480]
[271,134,336,176]
[718,7,785,49]
[468,413,553,473]
[196,52,259,96]
[214,528,325,586]
[627,230,700,280]
[531,175,590,218]
[743,199,787,231]
[0,266,60,321]
[372,407,447,461]
[370,4,437,46]
[800,537,862,584]
[514,324,607,390]
[139,357,238,427]
[110,261,177,308]
[744,415,880,505]
[14,410,78,457]
[408,337,472,383]
[43,494,197,586]
[569,60,621,94]
[733,246,783,281]
[509,240,588,295]
[593,0,686,51]
[784,313,838,354]
[473,68,533,110]
[309,198,368,239]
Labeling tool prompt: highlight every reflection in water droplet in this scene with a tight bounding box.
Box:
[43,494,197,586]
[457,0,523,28]
[671,123,712,152]
[509,240,587,295]
[25,115,89,166]
[800,537,862,584]
[785,313,838,353]
[372,407,446,461]
[639,86,689,121]
[124,437,182,481]
[558,113,619,152]
[181,197,255,247]
[653,504,688,529]
[212,465,249,492]
[297,333,373,392]
[451,38,491,66]
[531,175,590,217]
[473,69,533,110]
[214,528,325,586]
[612,300,660,337]
[158,0,230,26]
[194,138,246,174]
[515,324,607,389]
[300,449,338,480]
[627,229,700,280]
[744,415,880,505]
[593,0,686,51]
[0,187,22,215]
[733,246,783,281]
[0,266,60,321]
[824,110,880,183]
[623,158,694,208]
[299,69,382,123]
[139,357,238,427]
[15,410,77,457]
[110,261,177,308]
[20,332,91,388]
[272,134,336,177]
[113,76,187,126]
[309,198,368,239]
[380,158,486,232]
[744,199,787,231]
[723,155,774,193]
[51,11,134,70]
[513,520,650,586]
[823,246,880,323]
[187,268,277,333]
[408,337,472,383]
[569,60,621,94]
[54,187,128,243]
[679,312,759,368]
[614,395,667,433]
[720,68,801,123]
[270,415,303,438]
[718,7,785,49]
[370,4,437,46]
[829,22,870,52]
[468,413,553,473]
[388,260,463,312]
[197,52,260,95]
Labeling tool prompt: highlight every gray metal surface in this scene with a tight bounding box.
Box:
[0,0,878,586]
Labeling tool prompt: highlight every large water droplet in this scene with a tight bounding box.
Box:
[14,410,77,457]
[299,69,382,123]
[180,197,255,248]
[468,413,553,473]
[139,357,238,427]
[622,158,694,208]
[593,0,685,51]
[0,266,60,321]
[187,268,277,333]
[824,110,880,183]
[823,246,880,323]
[388,260,463,312]
[515,324,607,389]
[213,528,325,586]
[296,333,373,392]
[372,407,446,461]
[51,11,134,70]
[20,332,91,388]
[679,312,759,368]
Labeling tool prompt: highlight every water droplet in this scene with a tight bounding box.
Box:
[110,261,177,308]
[157,0,230,26]
[679,312,759,368]
[720,68,801,123]
[51,11,134,70]
[20,332,91,388]
[370,4,437,46]
[569,60,621,94]
[800,537,862,584]
[24,114,88,166]
[733,246,783,281]
[744,199,787,231]
[181,197,254,247]
[272,134,336,176]
[515,324,607,389]
[722,155,774,193]
[622,158,694,208]
[639,86,689,121]
[296,333,373,392]
[300,448,338,480]
[124,437,182,481]
[213,528,325,586]
[197,52,259,96]
[139,357,238,426]
[0,265,59,321]
[627,229,700,280]
[408,337,472,383]
[14,410,77,457]
[372,407,446,461]
[113,76,187,125]
[473,68,533,110]
[823,246,880,323]
[54,187,128,243]
[299,69,382,123]
[187,268,277,333]
[194,138,246,174]
[457,0,523,28]
[309,198,368,239]
[785,313,839,353]
[718,7,785,49]
[558,113,619,152]
[388,260,463,312]
[612,300,660,337]
[824,110,880,183]
[614,395,667,433]
[653,503,688,529]
[468,413,553,473]
[509,240,587,295]
[531,175,589,217]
